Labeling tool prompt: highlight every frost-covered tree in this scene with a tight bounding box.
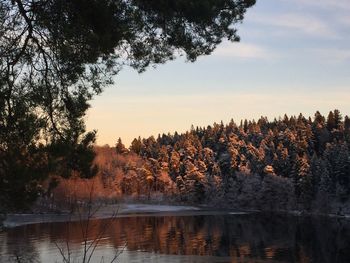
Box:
[123,110,350,211]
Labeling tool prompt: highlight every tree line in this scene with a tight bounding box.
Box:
[115,110,350,213]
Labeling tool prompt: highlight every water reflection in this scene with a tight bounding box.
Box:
[1,213,350,262]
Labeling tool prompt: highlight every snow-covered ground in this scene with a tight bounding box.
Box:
[3,204,350,229]
[120,203,199,213]
[2,204,214,228]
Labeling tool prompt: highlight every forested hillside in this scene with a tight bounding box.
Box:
[111,110,350,212]
[51,110,350,214]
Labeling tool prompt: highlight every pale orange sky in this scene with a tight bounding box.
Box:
[86,89,350,146]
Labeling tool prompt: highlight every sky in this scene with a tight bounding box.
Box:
[86,0,350,146]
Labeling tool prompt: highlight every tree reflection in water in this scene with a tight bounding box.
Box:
[1,213,350,263]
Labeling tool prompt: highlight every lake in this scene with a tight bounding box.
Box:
[1,211,350,263]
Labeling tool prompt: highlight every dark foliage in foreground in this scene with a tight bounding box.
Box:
[0,0,255,210]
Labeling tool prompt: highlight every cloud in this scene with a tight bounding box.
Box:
[213,42,272,59]
[250,12,336,38]
[337,15,350,27]
[312,48,350,63]
[297,0,350,11]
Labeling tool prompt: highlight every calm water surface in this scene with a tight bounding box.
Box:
[1,212,350,263]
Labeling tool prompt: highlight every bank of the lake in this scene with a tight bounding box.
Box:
[2,203,350,229]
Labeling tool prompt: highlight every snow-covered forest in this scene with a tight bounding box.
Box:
[53,110,350,214]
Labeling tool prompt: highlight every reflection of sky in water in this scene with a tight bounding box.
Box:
[1,213,350,262]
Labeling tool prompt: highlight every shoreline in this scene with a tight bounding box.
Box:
[2,203,245,228]
[2,203,349,229]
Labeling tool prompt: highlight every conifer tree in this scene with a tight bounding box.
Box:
[130,136,142,154]
[115,137,127,154]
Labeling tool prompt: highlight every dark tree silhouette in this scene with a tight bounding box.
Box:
[0,0,255,210]
[115,137,128,154]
